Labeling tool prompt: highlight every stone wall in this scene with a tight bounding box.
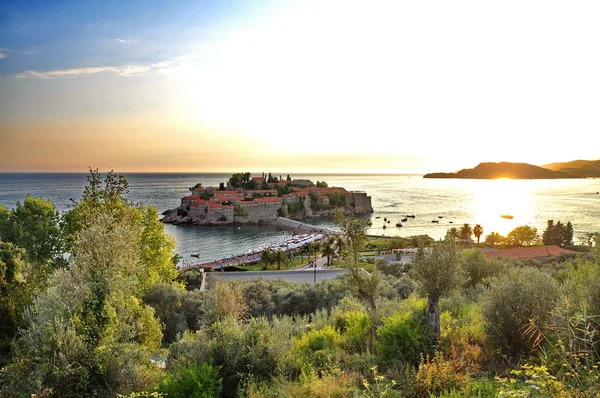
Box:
[346,192,373,213]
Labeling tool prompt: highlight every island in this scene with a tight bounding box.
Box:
[161,173,373,226]
[423,162,577,179]
[542,159,600,177]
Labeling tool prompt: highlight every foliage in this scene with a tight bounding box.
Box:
[0,241,25,365]
[416,351,469,397]
[411,240,463,336]
[459,223,473,241]
[142,283,204,344]
[295,325,342,373]
[2,212,164,397]
[202,280,247,326]
[377,300,428,366]
[158,363,222,398]
[0,196,65,285]
[506,225,540,247]
[484,231,504,247]
[542,220,574,247]
[234,203,246,217]
[459,249,498,290]
[495,364,574,397]
[481,267,559,362]
[473,224,484,244]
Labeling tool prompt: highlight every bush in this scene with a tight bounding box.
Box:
[377,299,429,366]
[159,363,222,398]
[481,267,559,362]
[294,326,342,373]
[416,352,468,397]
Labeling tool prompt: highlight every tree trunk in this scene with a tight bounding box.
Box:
[426,295,440,336]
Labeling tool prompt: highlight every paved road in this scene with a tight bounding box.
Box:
[207,269,346,283]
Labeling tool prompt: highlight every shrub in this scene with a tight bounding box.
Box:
[481,267,559,362]
[416,352,468,397]
[377,301,428,366]
[159,363,222,398]
[294,326,342,373]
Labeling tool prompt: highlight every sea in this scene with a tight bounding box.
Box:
[1,173,599,265]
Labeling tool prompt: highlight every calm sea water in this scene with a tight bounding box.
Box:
[1,173,599,264]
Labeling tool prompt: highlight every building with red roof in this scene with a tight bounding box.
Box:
[483,245,577,261]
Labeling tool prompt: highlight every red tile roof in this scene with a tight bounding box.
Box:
[183,195,200,200]
[247,190,278,194]
[251,176,265,182]
[483,245,577,260]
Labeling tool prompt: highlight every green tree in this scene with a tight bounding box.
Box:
[411,239,462,336]
[459,249,496,289]
[445,227,460,241]
[506,225,539,247]
[273,249,292,270]
[0,196,65,280]
[321,238,336,267]
[261,249,275,269]
[0,241,25,365]
[2,211,164,397]
[473,224,484,244]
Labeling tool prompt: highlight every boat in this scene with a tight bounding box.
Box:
[406,215,415,218]
[401,218,408,222]
[190,253,200,258]
[383,224,387,229]
[396,223,403,227]
[431,220,439,223]
[375,216,380,218]
[438,216,444,218]
[501,214,514,219]
[449,221,454,224]
[387,220,390,223]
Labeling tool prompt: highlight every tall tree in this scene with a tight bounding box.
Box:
[459,223,473,241]
[321,238,336,267]
[473,224,484,244]
[411,239,462,336]
[485,232,504,247]
[333,208,380,311]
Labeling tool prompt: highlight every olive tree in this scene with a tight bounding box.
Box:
[411,239,463,336]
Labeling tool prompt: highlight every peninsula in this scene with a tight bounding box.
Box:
[161,173,373,226]
[424,162,577,179]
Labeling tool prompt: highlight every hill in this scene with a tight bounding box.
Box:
[542,159,598,172]
[424,162,576,179]
[544,160,600,177]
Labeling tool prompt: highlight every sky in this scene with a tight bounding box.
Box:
[1,0,599,173]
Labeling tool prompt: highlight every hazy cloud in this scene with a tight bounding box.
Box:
[22,48,37,55]
[14,61,173,79]
[0,53,6,59]
[116,38,138,44]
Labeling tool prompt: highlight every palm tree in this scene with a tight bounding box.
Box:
[473,224,484,244]
[261,249,274,269]
[332,235,345,260]
[459,223,473,241]
[273,249,292,270]
[321,239,336,267]
[446,227,460,240]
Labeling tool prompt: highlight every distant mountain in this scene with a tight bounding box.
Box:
[542,159,597,171]
[542,159,600,177]
[424,162,576,179]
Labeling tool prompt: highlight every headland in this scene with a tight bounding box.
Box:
[161,172,373,226]
[424,162,577,179]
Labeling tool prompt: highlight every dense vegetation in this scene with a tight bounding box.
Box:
[1,171,600,397]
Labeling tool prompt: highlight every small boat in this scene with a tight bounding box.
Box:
[387,220,390,223]
[438,216,444,218]
[431,220,439,223]
[449,221,454,224]
[384,217,387,221]
[407,215,415,218]
[375,216,380,218]
[401,218,408,222]
[396,223,403,227]
[501,214,514,220]
[383,224,387,229]
[190,253,200,258]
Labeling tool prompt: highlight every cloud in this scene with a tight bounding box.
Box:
[22,48,37,55]
[116,38,138,44]
[0,53,5,59]
[14,61,173,79]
